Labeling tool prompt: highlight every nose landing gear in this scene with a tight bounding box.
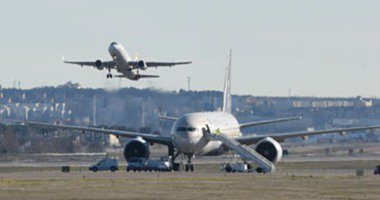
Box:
[168,146,181,171]
[185,153,194,172]
[168,146,194,172]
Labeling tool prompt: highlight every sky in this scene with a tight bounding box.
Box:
[1,0,380,97]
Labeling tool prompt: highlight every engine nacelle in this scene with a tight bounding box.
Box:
[95,60,104,70]
[137,60,147,70]
[123,137,150,161]
[255,137,283,163]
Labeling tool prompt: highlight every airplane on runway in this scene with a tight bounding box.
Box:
[63,42,192,80]
[26,50,380,173]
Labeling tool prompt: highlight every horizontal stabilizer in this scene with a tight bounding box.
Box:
[139,74,160,78]
[114,74,160,79]
[236,125,380,145]
[239,116,302,129]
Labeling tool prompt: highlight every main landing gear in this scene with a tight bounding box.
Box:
[106,67,113,78]
[168,146,181,171]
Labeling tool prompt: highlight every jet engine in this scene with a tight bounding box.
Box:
[255,137,283,163]
[95,60,104,70]
[137,60,147,70]
[123,137,150,161]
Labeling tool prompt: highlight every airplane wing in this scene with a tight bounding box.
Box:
[239,116,302,129]
[63,60,116,69]
[24,121,173,146]
[158,115,179,121]
[235,125,380,145]
[128,61,192,68]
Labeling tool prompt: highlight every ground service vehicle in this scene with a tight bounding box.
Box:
[127,157,172,172]
[89,158,118,172]
[221,162,253,173]
[374,165,380,175]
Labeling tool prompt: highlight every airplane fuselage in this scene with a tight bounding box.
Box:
[108,42,140,80]
[171,112,241,155]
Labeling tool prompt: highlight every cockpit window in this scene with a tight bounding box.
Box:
[111,42,118,45]
[177,127,187,132]
[187,127,197,132]
[176,127,197,132]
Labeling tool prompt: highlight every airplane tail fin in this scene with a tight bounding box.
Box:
[222,49,232,113]
[134,52,140,61]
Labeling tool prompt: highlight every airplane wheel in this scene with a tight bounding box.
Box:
[185,164,189,172]
[190,164,194,172]
[225,166,232,173]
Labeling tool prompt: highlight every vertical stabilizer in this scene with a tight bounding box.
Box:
[222,49,232,113]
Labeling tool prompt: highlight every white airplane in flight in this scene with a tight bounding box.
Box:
[63,42,192,80]
[27,50,380,173]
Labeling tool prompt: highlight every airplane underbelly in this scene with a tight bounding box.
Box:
[173,137,197,153]
[114,51,130,71]
[174,136,224,155]
[196,141,224,155]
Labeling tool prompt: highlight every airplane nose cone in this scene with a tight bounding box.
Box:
[108,42,119,55]
[172,129,203,154]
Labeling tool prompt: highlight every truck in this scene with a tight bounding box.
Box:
[126,157,172,172]
[89,158,118,172]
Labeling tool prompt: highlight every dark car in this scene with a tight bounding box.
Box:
[89,158,118,172]
[374,165,380,175]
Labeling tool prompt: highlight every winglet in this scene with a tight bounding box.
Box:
[134,52,140,61]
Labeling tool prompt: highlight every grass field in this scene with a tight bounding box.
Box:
[0,160,380,200]
[0,173,379,200]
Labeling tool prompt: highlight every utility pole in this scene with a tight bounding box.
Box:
[187,77,191,91]
[288,87,292,107]
[93,95,97,126]
[141,101,146,127]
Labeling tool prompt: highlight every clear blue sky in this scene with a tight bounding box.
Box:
[1,0,380,97]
